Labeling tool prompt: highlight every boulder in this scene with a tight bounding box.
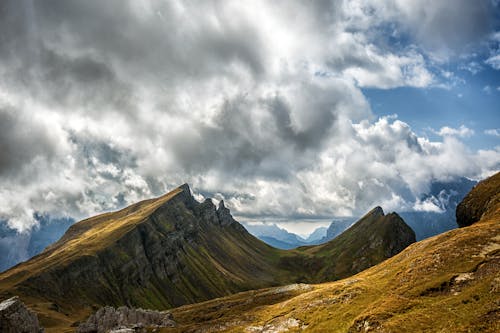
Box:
[77,306,175,333]
[0,296,43,333]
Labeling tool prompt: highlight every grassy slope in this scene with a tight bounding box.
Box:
[158,178,499,332]
[0,188,182,290]
[277,207,415,283]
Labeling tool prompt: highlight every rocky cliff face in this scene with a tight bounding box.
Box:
[456,172,500,227]
[0,296,43,333]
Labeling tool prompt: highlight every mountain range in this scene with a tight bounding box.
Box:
[0,178,475,272]
[0,184,415,332]
[139,172,500,333]
[247,177,476,250]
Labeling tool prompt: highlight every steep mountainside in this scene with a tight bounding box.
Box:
[279,207,415,282]
[456,172,500,227]
[0,184,415,332]
[0,185,287,310]
[155,172,500,333]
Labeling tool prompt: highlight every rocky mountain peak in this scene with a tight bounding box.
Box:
[173,183,197,208]
[368,206,385,217]
[217,200,236,226]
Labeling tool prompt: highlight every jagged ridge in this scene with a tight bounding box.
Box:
[156,172,500,333]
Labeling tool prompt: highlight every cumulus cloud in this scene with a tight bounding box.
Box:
[485,129,500,137]
[485,54,500,69]
[436,125,475,138]
[0,0,498,232]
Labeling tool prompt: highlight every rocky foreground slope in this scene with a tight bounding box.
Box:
[155,172,499,332]
[0,183,415,332]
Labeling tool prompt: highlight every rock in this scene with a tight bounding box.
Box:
[217,200,236,226]
[77,306,175,333]
[456,172,500,227]
[0,296,43,333]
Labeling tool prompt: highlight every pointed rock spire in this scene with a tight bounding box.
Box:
[217,200,235,226]
[175,183,196,208]
[367,206,384,217]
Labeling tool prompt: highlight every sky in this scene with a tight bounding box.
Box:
[0,0,499,235]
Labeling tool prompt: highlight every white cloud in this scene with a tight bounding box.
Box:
[436,125,474,138]
[485,54,500,70]
[484,129,500,137]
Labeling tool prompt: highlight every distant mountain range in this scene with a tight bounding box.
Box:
[0,184,415,331]
[243,177,476,249]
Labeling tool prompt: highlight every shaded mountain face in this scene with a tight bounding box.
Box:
[456,172,500,227]
[160,173,500,333]
[0,184,415,331]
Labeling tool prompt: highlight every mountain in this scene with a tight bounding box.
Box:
[0,184,415,332]
[320,217,358,243]
[243,223,329,249]
[400,177,476,240]
[280,207,416,282]
[0,178,469,272]
[242,223,308,249]
[158,172,499,333]
[256,236,305,250]
[303,226,328,243]
[456,172,499,227]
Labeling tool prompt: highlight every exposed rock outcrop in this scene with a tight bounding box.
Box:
[456,172,500,227]
[77,306,175,333]
[0,296,43,333]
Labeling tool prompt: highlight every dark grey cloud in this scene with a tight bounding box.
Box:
[0,104,58,177]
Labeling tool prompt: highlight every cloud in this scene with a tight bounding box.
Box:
[380,0,494,59]
[484,129,500,137]
[0,0,498,233]
[485,54,500,70]
[436,125,475,138]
